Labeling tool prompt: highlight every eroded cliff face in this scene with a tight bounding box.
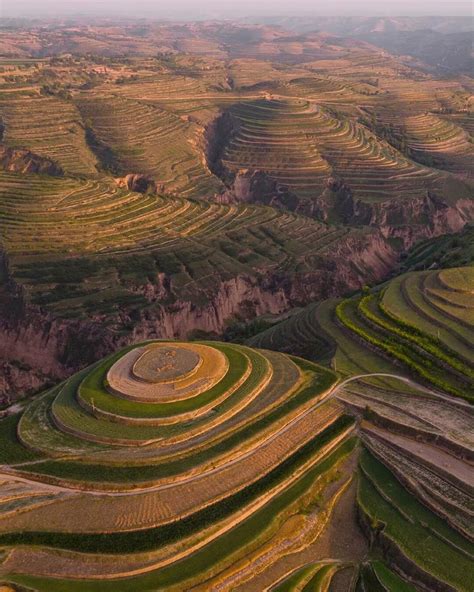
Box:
[215,169,302,211]
[210,160,472,250]
[204,110,473,245]
[204,111,241,181]
[131,274,289,340]
[129,235,395,342]
[0,302,127,406]
[0,249,113,404]
[339,191,473,248]
[378,195,474,248]
[0,145,63,176]
[0,230,397,403]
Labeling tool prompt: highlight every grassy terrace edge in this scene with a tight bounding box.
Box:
[78,342,256,419]
[357,448,474,592]
[3,358,336,484]
[0,415,355,552]
[4,439,356,592]
[335,298,474,402]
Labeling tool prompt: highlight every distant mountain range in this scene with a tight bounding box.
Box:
[1,15,472,73]
[245,16,474,73]
[245,16,474,35]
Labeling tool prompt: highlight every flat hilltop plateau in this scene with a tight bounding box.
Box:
[0,18,472,590]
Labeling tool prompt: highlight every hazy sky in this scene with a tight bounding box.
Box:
[1,0,472,18]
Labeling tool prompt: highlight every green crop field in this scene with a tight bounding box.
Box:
[251,266,474,401]
[358,449,474,592]
[0,341,360,590]
[247,263,473,591]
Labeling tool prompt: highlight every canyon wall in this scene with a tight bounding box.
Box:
[0,230,397,404]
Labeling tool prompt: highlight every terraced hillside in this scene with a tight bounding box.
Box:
[0,341,363,590]
[0,18,472,592]
[216,97,472,225]
[219,99,331,203]
[0,49,472,226]
[249,266,474,590]
[1,288,472,590]
[76,94,222,197]
[0,169,390,317]
[0,17,473,590]
[0,23,472,416]
[250,266,474,397]
[374,110,474,178]
[0,151,402,408]
[0,96,98,176]
[333,267,473,398]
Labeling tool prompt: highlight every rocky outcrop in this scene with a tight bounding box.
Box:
[375,193,473,249]
[218,173,356,224]
[213,167,472,254]
[115,174,158,194]
[131,273,289,341]
[309,176,353,221]
[0,361,53,407]
[205,110,473,250]
[0,250,112,404]
[0,306,120,406]
[0,145,63,176]
[216,169,301,211]
[0,261,58,405]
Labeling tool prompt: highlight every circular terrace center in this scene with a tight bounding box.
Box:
[106,342,229,403]
[132,345,201,383]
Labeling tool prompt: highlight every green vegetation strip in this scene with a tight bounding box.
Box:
[0,415,354,553]
[358,449,474,591]
[381,274,473,362]
[270,564,322,592]
[336,299,472,402]
[51,344,267,443]
[17,388,110,458]
[372,561,417,591]
[52,370,162,442]
[362,293,473,380]
[0,413,43,465]
[358,562,412,592]
[7,438,357,592]
[17,344,270,456]
[16,359,336,482]
[301,563,335,591]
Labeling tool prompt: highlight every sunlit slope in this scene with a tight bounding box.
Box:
[0,341,361,591]
[250,266,474,402]
[221,99,332,201]
[0,96,98,176]
[375,110,474,178]
[0,31,472,592]
[333,270,473,401]
[0,60,471,223]
[76,94,223,197]
[0,169,380,319]
[218,98,469,210]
